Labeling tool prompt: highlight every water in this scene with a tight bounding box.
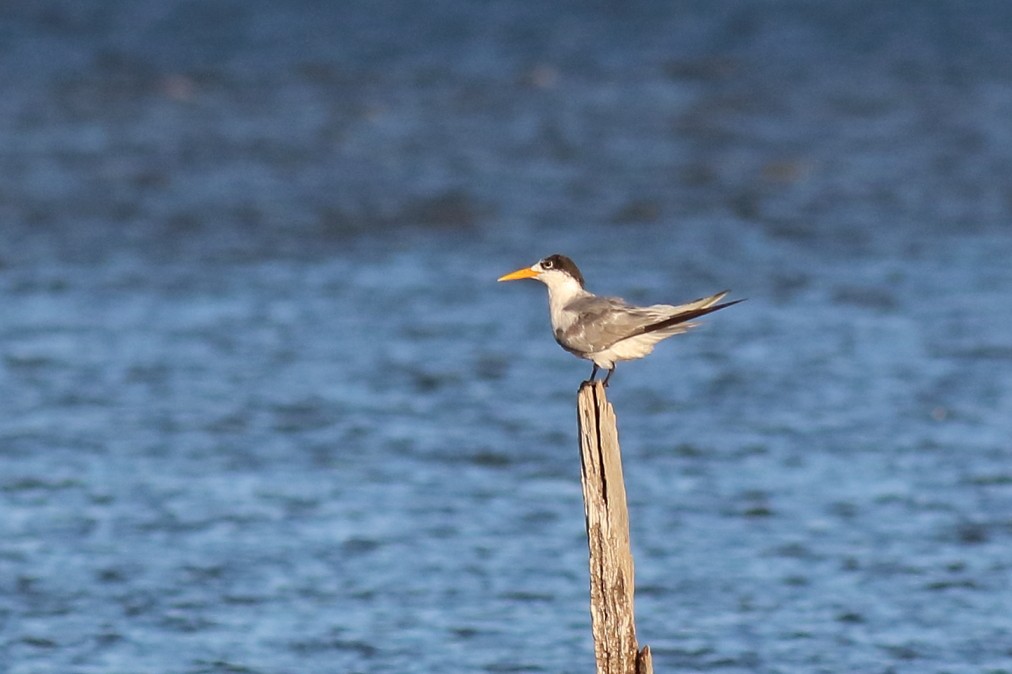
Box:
[2,1,1012,672]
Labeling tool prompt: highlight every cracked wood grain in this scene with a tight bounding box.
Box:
[577,382,653,674]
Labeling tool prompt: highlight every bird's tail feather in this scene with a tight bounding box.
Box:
[639,295,744,336]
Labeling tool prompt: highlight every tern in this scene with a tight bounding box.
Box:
[498,254,742,386]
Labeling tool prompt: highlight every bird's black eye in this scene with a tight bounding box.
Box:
[542,258,554,269]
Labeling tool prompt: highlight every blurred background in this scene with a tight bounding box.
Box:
[2,1,1011,672]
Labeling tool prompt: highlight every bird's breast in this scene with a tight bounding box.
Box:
[551,312,587,354]
[549,306,579,335]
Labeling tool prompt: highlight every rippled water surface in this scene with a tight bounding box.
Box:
[2,2,1012,673]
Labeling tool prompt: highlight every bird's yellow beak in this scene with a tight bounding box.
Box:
[497,266,539,282]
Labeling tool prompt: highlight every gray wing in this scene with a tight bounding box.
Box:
[557,291,732,354]
[557,295,667,353]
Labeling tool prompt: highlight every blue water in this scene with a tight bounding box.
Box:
[2,2,1012,673]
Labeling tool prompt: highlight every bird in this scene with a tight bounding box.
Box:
[498,254,742,386]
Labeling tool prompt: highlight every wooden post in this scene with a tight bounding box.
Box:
[577,381,653,674]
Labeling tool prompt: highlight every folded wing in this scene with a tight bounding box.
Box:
[557,291,738,356]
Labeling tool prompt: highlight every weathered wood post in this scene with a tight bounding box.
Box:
[577,381,653,674]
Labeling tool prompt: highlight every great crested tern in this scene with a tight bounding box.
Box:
[498,254,742,386]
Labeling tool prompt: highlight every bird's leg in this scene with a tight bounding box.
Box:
[602,367,615,387]
[584,364,599,385]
